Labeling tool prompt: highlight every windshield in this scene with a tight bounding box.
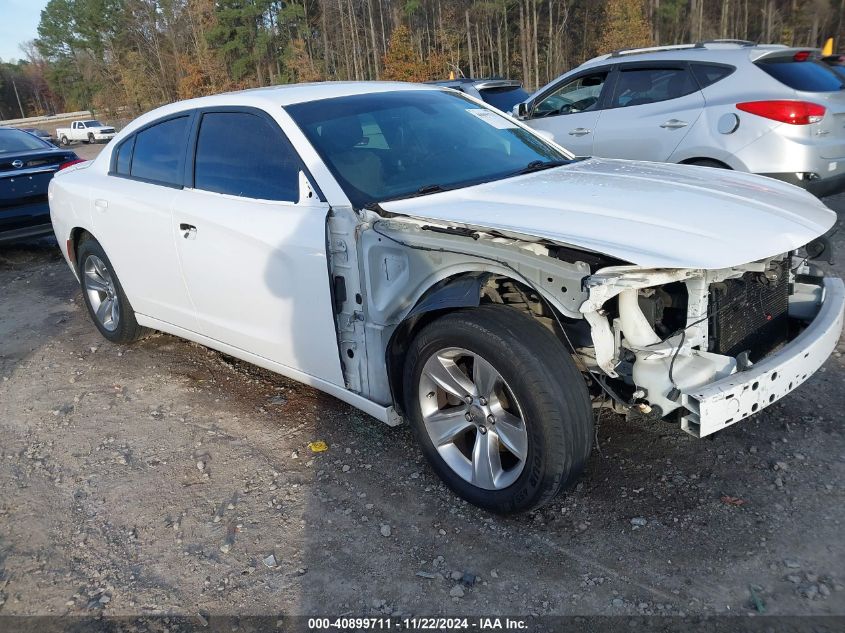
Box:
[479,85,531,111]
[286,90,571,208]
[0,129,53,153]
[83,120,104,127]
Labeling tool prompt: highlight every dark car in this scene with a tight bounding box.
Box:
[20,127,55,145]
[426,78,530,112]
[822,53,845,81]
[1,128,82,243]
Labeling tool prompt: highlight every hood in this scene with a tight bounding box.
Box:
[379,158,836,270]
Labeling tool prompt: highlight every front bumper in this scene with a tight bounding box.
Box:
[93,133,115,141]
[680,278,845,437]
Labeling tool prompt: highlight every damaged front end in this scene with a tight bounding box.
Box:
[581,252,845,437]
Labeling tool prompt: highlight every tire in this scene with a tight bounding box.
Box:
[60,135,69,146]
[86,132,94,144]
[76,236,147,344]
[403,305,593,514]
[685,158,730,169]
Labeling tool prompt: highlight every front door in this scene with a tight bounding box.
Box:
[171,109,343,386]
[524,69,612,156]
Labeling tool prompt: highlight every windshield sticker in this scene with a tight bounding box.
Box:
[466,108,518,129]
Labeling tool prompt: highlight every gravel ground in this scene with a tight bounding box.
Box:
[0,146,843,620]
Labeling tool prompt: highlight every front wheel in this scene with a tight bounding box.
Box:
[86,132,94,144]
[403,305,593,514]
[77,236,148,344]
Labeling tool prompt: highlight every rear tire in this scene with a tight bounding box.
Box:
[60,135,69,146]
[77,236,148,344]
[685,158,730,169]
[403,305,593,514]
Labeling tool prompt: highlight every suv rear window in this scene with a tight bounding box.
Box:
[479,85,530,112]
[756,58,844,92]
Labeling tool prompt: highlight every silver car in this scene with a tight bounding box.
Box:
[516,41,845,197]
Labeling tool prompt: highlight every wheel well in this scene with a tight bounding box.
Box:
[385,273,589,415]
[679,157,732,169]
[68,227,92,272]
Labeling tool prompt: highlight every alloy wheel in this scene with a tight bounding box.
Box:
[418,347,528,490]
[83,255,120,332]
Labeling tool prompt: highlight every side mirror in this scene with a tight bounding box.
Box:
[515,102,529,119]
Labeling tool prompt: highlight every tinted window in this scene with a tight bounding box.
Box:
[194,112,300,201]
[114,136,134,175]
[756,59,844,92]
[611,68,698,108]
[534,72,608,117]
[0,128,52,152]
[479,85,530,111]
[287,90,571,208]
[130,116,190,186]
[691,64,735,88]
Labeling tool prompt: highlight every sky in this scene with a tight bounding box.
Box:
[0,0,49,62]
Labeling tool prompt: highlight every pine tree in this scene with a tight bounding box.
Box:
[596,0,654,55]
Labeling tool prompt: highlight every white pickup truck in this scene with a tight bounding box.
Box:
[56,120,116,146]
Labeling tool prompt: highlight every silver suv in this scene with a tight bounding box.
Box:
[516,41,845,197]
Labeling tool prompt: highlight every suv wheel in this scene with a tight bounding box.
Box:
[403,305,593,513]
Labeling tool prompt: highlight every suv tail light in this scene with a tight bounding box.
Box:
[58,158,86,171]
[736,100,826,125]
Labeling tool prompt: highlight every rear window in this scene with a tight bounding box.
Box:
[691,64,735,88]
[756,59,844,92]
[479,85,530,112]
[130,116,190,186]
[0,129,52,152]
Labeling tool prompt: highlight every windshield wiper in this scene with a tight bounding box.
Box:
[405,183,448,198]
[512,159,570,176]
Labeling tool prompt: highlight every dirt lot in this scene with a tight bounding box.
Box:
[1,144,843,621]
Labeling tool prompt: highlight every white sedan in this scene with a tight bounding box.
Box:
[49,82,843,513]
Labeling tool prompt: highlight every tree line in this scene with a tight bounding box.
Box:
[1,0,843,121]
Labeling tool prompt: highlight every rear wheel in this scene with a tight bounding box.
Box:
[403,305,593,514]
[685,158,730,169]
[60,135,69,146]
[77,237,147,344]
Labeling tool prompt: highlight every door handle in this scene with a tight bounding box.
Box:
[94,198,108,210]
[660,119,688,129]
[179,223,197,240]
[568,127,592,136]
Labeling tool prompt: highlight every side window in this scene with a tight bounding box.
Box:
[114,136,134,176]
[130,116,190,186]
[194,112,300,202]
[610,68,698,108]
[533,72,608,118]
[691,64,735,88]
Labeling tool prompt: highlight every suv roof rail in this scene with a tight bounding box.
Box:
[694,38,757,47]
[608,39,766,59]
[609,43,699,58]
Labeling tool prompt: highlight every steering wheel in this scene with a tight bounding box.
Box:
[534,97,575,118]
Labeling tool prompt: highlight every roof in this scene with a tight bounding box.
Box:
[123,81,439,135]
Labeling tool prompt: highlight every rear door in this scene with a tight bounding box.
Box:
[592,63,705,161]
[171,108,343,386]
[90,114,198,330]
[523,68,613,155]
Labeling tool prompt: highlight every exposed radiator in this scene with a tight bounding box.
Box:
[708,259,789,361]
